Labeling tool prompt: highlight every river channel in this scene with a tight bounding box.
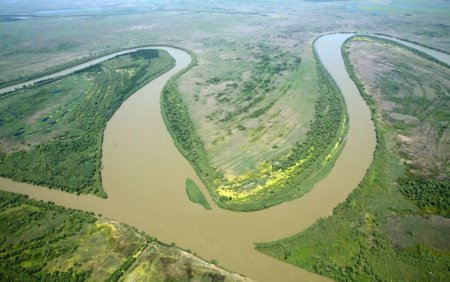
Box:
[0,34,446,281]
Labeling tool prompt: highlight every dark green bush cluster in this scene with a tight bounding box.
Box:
[399,176,450,217]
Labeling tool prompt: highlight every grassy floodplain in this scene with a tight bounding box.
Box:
[0,190,249,281]
[256,36,450,281]
[162,45,347,211]
[0,49,175,197]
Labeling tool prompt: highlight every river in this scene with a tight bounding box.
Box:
[0,34,445,281]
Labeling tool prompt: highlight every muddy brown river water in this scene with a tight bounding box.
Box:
[1,34,446,281]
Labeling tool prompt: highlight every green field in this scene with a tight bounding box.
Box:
[0,49,175,197]
[256,36,450,281]
[185,178,212,210]
[0,190,249,281]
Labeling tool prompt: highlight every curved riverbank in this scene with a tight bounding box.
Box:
[0,34,444,281]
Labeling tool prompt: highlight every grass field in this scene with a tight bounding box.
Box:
[185,178,212,210]
[256,36,450,281]
[0,190,250,281]
[0,49,175,197]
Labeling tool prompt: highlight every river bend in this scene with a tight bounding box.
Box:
[0,34,445,281]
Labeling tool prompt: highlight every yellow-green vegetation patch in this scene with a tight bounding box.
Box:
[121,243,251,282]
[0,191,150,281]
[185,178,212,210]
[0,204,44,242]
[46,220,146,281]
[0,49,175,197]
[0,192,96,280]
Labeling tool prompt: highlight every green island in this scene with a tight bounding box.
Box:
[162,46,347,211]
[0,49,175,197]
[185,178,212,210]
[0,190,248,281]
[256,36,450,281]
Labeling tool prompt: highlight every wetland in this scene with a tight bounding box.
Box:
[1,1,449,281]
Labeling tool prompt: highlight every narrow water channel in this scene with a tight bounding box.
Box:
[376,34,450,65]
[0,34,444,281]
[0,46,178,95]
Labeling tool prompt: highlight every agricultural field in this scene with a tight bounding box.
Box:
[0,49,174,196]
[256,36,450,281]
[0,190,249,281]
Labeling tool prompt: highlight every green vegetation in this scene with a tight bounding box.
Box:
[186,178,212,210]
[0,190,249,281]
[0,191,147,281]
[256,36,450,281]
[0,49,175,197]
[399,176,449,217]
[182,41,319,177]
[162,46,347,211]
[161,49,224,205]
[256,127,450,281]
